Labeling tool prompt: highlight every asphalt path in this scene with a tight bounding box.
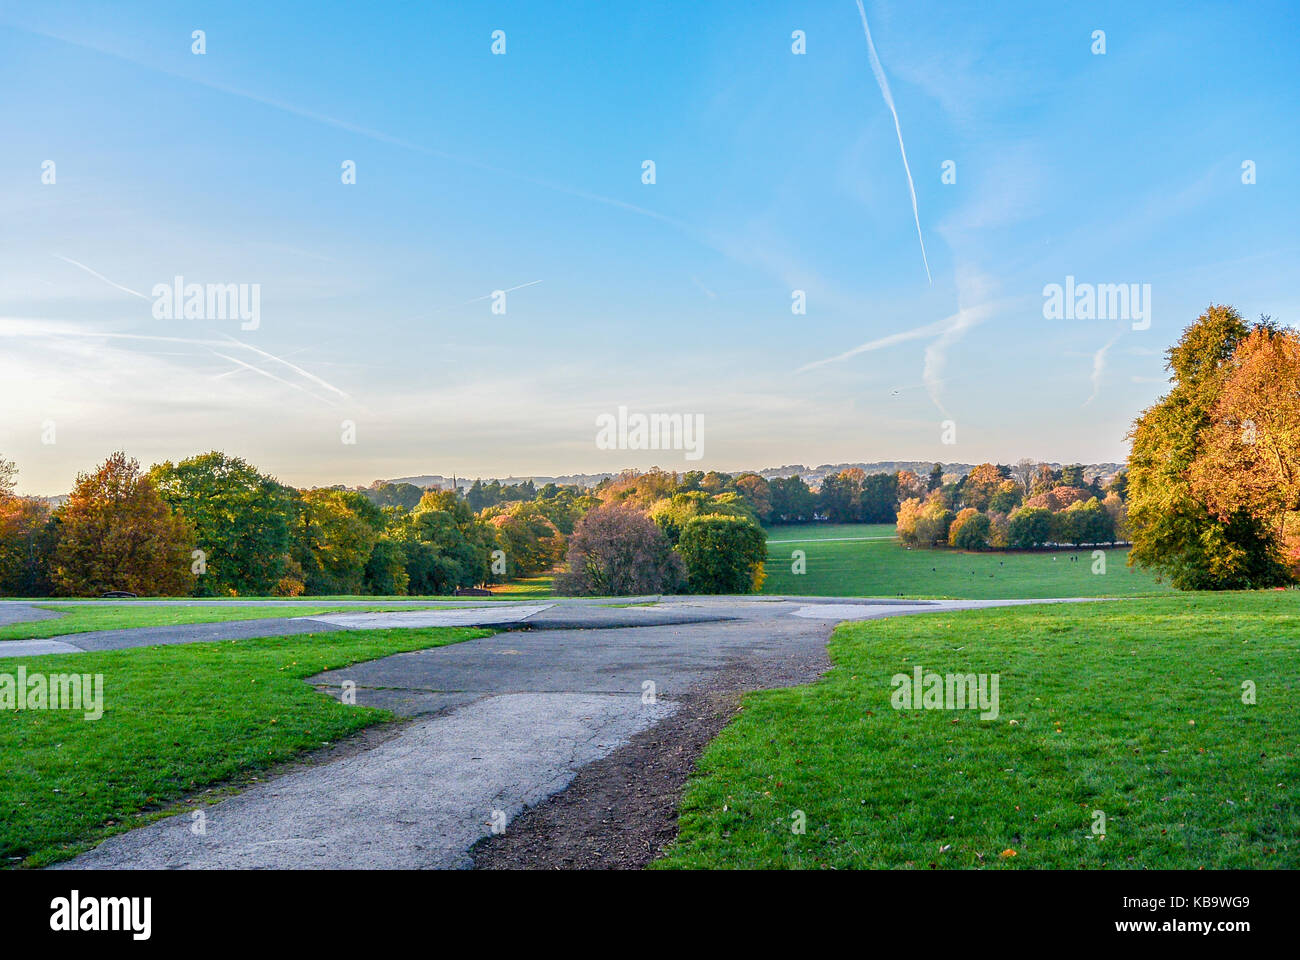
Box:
[17,595,1093,869]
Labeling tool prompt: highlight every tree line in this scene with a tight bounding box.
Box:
[0,453,776,598]
[893,462,1128,550]
[0,451,579,597]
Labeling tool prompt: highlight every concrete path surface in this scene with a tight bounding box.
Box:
[57,693,674,870]
[37,595,1094,870]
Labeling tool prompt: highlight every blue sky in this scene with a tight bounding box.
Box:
[2,0,1297,493]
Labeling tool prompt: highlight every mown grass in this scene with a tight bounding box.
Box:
[0,626,489,866]
[490,575,556,599]
[762,522,1170,599]
[0,603,417,642]
[658,592,1300,869]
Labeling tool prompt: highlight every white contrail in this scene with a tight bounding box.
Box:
[208,350,333,404]
[53,255,150,299]
[854,0,931,284]
[219,334,350,400]
[795,317,949,373]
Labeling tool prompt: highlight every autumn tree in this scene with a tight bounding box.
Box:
[0,459,56,596]
[734,473,773,522]
[1189,326,1300,566]
[554,504,683,596]
[895,497,923,545]
[896,470,927,502]
[1127,306,1290,589]
[597,468,679,508]
[948,508,990,550]
[487,501,565,577]
[961,463,1003,511]
[52,452,195,596]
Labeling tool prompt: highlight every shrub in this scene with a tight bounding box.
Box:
[677,514,768,594]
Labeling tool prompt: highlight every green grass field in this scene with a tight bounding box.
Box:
[0,626,489,867]
[763,523,1171,599]
[657,592,1300,869]
[0,603,425,643]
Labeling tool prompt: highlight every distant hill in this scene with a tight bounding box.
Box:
[377,461,1125,493]
[381,473,615,491]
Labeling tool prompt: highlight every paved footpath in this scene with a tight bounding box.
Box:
[12,595,1092,869]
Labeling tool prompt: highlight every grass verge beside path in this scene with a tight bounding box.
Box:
[0,604,422,642]
[657,592,1300,869]
[0,626,490,867]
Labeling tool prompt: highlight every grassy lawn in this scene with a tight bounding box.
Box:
[767,523,899,543]
[491,574,556,599]
[0,626,489,867]
[0,603,423,642]
[658,592,1300,869]
[762,523,1171,599]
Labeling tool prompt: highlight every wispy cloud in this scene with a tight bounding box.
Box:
[795,317,950,374]
[47,248,353,402]
[19,25,694,236]
[1083,332,1123,406]
[853,0,931,284]
[52,254,149,300]
[208,350,333,404]
[922,303,995,417]
[0,317,351,404]
[218,334,351,401]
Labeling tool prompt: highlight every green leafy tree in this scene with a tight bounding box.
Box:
[395,491,497,593]
[948,508,991,550]
[818,473,856,523]
[676,514,767,594]
[150,452,293,595]
[860,472,900,523]
[363,482,424,512]
[291,488,381,594]
[1008,507,1053,549]
[363,537,410,595]
[769,475,816,523]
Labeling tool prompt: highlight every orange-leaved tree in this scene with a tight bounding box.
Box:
[52,451,196,596]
